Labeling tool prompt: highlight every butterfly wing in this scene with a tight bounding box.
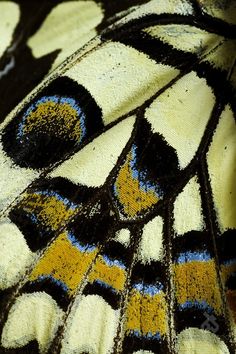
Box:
[0,1,235,353]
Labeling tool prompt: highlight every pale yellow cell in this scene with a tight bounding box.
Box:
[1,293,63,352]
[0,219,35,289]
[121,0,193,23]
[138,216,164,263]
[61,295,119,354]
[66,42,179,125]
[174,176,204,235]
[51,116,135,187]
[0,146,38,212]
[0,1,20,57]
[207,105,236,232]
[177,328,230,353]
[27,1,103,71]
[114,228,130,246]
[145,71,215,168]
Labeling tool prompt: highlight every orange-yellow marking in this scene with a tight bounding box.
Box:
[30,232,98,295]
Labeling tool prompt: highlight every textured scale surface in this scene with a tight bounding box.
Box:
[0,0,235,353]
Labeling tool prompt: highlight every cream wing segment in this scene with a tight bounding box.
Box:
[138,216,164,264]
[50,116,135,187]
[174,176,204,236]
[61,295,120,354]
[145,71,215,168]
[1,293,64,352]
[207,105,236,233]
[27,1,103,71]
[177,328,230,354]
[66,42,179,125]
[0,1,20,58]
[0,218,35,289]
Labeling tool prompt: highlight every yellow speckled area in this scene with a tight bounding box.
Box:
[125,289,168,337]
[23,101,83,140]
[30,233,98,295]
[20,193,78,231]
[114,151,159,218]
[173,260,222,314]
[89,255,126,292]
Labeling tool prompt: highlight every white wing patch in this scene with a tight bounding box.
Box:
[174,176,204,236]
[61,295,119,354]
[145,71,215,168]
[50,116,135,187]
[1,293,63,352]
[0,218,35,289]
[207,105,236,232]
[177,327,230,354]
[138,216,164,263]
[66,42,179,125]
[27,1,103,71]
[0,146,38,212]
[0,1,20,58]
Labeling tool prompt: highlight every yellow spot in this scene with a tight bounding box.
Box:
[23,101,83,140]
[173,260,222,314]
[125,289,168,337]
[30,233,98,295]
[20,193,78,231]
[89,255,126,291]
[114,152,159,218]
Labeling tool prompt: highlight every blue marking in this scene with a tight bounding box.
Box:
[35,275,69,292]
[176,250,211,264]
[33,190,78,210]
[223,258,236,266]
[67,232,96,253]
[130,330,161,340]
[133,282,163,295]
[102,254,126,269]
[17,95,86,142]
[179,300,213,312]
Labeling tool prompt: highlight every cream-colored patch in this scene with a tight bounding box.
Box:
[61,295,119,354]
[1,293,64,352]
[121,0,193,23]
[0,219,34,289]
[50,116,135,187]
[138,216,164,263]
[66,42,179,125]
[199,0,236,24]
[177,327,230,353]
[174,176,204,235]
[0,146,38,212]
[28,1,103,71]
[145,71,215,168]
[114,228,130,246]
[207,105,236,232]
[0,1,20,57]
[145,24,220,56]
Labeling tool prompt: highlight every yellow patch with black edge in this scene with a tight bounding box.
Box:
[22,99,84,141]
[125,289,168,337]
[29,233,98,295]
[114,151,159,218]
[20,193,78,231]
[88,255,126,292]
[173,260,222,315]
